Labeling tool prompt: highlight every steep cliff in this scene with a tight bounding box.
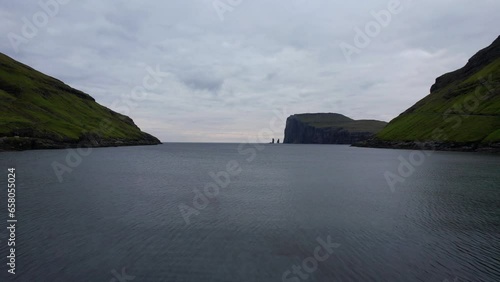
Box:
[0,53,161,151]
[284,113,387,144]
[356,35,500,152]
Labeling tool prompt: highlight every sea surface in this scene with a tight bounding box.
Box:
[0,143,499,282]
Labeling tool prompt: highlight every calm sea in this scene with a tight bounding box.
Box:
[0,143,499,281]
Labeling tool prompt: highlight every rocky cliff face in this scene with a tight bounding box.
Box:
[284,113,387,144]
[430,36,500,94]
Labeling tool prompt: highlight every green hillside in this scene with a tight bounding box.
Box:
[376,36,500,145]
[0,53,160,150]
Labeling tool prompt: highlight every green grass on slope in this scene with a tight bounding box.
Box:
[484,129,500,142]
[377,58,500,143]
[0,53,146,141]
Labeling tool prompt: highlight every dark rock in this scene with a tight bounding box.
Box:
[0,133,161,152]
[430,35,500,93]
[284,113,387,144]
[353,139,500,153]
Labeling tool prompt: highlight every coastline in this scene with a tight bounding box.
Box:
[0,134,161,152]
[353,139,500,153]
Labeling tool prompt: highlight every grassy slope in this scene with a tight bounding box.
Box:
[0,53,152,142]
[377,48,500,144]
[294,113,387,133]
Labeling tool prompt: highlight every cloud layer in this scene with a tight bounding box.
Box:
[2,0,499,142]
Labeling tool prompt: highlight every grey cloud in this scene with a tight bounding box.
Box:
[0,0,499,142]
[182,76,224,93]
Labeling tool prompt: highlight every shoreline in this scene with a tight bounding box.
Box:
[353,139,500,153]
[0,136,162,152]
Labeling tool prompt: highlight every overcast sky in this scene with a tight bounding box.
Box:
[1,0,499,142]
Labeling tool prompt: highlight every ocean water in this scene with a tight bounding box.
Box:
[0,143,499,281]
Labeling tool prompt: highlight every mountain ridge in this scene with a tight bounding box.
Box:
[355,35,500,152]
[0,52,161,151]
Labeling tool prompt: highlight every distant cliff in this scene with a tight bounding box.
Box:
[0,53,161,151]
[284,113,387,144]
